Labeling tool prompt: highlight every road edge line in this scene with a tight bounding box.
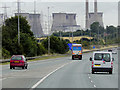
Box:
[30,61,73,89]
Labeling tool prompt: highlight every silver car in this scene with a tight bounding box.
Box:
[90,52,114,74]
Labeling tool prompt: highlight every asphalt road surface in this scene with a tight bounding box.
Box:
[1,48,118,89]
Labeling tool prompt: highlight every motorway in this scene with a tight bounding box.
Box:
[1,49,119,89]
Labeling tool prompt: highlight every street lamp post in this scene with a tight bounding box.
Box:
[81,29,83,45]
[97,25,99,48]
[90,29,92,49]
[17,0,20,44]
[72,26,73,44]
[48,7,50,55]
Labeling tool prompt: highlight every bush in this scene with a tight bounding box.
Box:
[2,48,10,59]
[37,43,47,55]
[42,35,69,54]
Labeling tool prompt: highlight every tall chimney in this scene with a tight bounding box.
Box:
[94,0,97,13]
[94,0,97,21]
[86,0,89,29]
[34,0,36,14]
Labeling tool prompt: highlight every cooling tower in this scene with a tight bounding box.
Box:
[88,12,103,28]
[52,13,79,32]
[15,13,44,37]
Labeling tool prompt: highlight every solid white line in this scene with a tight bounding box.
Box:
[31,61,73,89]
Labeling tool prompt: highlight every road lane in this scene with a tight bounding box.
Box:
[2,57,73,88]
[34,49,118,88]
[2,49,118,88]
[89,50,118,88]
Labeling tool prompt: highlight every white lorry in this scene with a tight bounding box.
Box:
[72,44,82,60]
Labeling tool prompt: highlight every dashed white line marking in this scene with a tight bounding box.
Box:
[0,78,6,81]
[30,61,73,89]
[94,85,96,88]
[89,77,91,79]
[91,80,93,83]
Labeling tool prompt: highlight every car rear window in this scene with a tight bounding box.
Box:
[12,56,22,60]
[108,50,112,52]
[94,53,111,62]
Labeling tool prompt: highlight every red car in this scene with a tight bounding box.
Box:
[10,55,28,69]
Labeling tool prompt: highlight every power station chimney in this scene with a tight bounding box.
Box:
[34,0,36,14]
[94,0,97,13]
[86,0,89,30]
[94,0,98,21]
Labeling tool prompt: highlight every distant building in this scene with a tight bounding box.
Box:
[15,13,44,37]
[119,1,120,26]
[0,14,3,25]
[85,0,104,29]
[88,12,103,28]
[51,13,80,32]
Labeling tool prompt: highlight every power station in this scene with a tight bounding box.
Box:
[15,13,44,37]
[51,13,80,32]
[86,0,104,29]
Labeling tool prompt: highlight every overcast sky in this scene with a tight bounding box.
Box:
[0,0,119,2]
[0,0,119,30]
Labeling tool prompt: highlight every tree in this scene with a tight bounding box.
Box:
[2,16,45,58]
[106,25,117,34]
[42,35,69,54]
[90,22,100,34]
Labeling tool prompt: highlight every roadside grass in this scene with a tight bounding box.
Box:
[28,54,70,62]
[0,54,70,65]
[0,62,10,65]
[0,49,2,59]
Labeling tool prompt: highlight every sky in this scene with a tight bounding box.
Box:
[0,0,119,30]
[0,0,119,2]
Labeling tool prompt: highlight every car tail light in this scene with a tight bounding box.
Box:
[20,60,24,63]
[103,61,105,64]
[92,61,94,64]
[10,60,13,63]
[111,61,113,68]
[92,61,94,67]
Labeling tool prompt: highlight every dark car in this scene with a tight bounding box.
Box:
[10,55,28,69]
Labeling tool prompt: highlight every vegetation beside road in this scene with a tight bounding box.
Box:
[2,16,119,59]
[53,22,119,47]
[2,16,69,59]
[2,16,47,59]
[1,44,117,65]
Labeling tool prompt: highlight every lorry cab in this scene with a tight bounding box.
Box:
[90,52,113,74]
[72,44,82,60]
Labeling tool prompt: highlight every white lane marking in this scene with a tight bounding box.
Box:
[0,78,6,81]
[89,77,91,79]
[31,61,73,89]
[91,80,93,83]
[94,85,96,88]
